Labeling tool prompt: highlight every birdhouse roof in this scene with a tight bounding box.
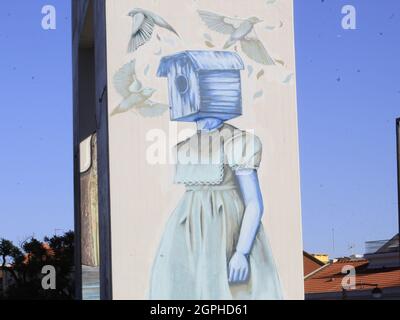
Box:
[157,50,244,77]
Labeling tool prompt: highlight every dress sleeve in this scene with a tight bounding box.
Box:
[224,131,262,171]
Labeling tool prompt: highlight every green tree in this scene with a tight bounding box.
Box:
[0,231,75,300]
[0,239,22,284]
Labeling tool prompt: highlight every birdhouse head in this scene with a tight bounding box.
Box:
[157,50,245,122]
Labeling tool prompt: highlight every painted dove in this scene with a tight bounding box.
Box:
[198,10,275,65]
[127,8,180,53]
[112,60,168,117]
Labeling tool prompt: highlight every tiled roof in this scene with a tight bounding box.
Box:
[305,258,400,294]
[303,251,326,276]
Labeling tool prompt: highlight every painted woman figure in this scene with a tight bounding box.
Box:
[149,51,282,300]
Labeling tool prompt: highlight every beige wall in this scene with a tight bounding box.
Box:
[105,0,303,299]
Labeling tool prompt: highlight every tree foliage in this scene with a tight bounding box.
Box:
[0,231,75,300]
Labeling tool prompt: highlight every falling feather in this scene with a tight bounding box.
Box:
[257,69,265,80]
[265,25,276,31]
[144,64,150,76]
[204,33,213,41]
[247,65,254,78]
[254,90,263,99]
[283,73,294,84]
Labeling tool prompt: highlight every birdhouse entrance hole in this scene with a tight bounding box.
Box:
[175,75,189,95]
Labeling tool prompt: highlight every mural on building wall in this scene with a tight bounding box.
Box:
[149,50,283,299]
[108,0,300,299]
[111,4,294,119]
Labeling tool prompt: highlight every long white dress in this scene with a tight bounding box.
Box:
[149,123,283,300]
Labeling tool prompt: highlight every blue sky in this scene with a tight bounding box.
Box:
[0,0,73,244]
[0,0,398,258]
[295,0,400,257]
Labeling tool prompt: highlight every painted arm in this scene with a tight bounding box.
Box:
[228,169,264,284]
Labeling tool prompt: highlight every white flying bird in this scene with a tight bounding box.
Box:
[127,8,180,53]
[112,60,168,118]
[198,10,275,66]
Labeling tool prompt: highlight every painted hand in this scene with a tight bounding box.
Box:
[228,252,249,283]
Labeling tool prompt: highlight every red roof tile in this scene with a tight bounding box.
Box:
[305,259,400,294]
[303,251,325,276]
